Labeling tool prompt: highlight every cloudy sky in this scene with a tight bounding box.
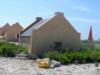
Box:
[0,0,100,40]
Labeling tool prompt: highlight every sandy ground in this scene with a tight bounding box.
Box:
[0,57,100,75]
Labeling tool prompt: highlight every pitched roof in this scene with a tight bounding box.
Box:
[5,22,23,34]
[0,23,11,35]
[20,12,79,36]
[20,19,45,36]
[20,13,60,36]
[1,23,10,29]
[20,17,42,35]
[11,22,23,29]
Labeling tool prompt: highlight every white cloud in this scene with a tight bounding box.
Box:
[71,5,91,13]
[68,17,100,24]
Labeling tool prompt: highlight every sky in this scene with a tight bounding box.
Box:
[0,0,100,40]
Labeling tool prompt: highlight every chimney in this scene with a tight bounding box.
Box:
[55,12,64,16]
[36,17,43,21]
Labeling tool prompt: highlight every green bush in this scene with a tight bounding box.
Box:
[0,42,27,57]
[44,51,70,64]
[16,44,27,53]
[44,47,100,64]
[0,42,17,57]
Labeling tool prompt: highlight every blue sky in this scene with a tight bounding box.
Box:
[0,0,100,40]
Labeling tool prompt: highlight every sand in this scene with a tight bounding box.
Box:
[0,57,100,75]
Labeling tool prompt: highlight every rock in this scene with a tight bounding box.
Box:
[36,58,50,68]
[16,52,29,59]
[50,60,61,67]
[50,64,55,68]
[35,58,61,68]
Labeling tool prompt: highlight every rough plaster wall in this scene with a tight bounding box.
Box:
[31,14,80,55]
